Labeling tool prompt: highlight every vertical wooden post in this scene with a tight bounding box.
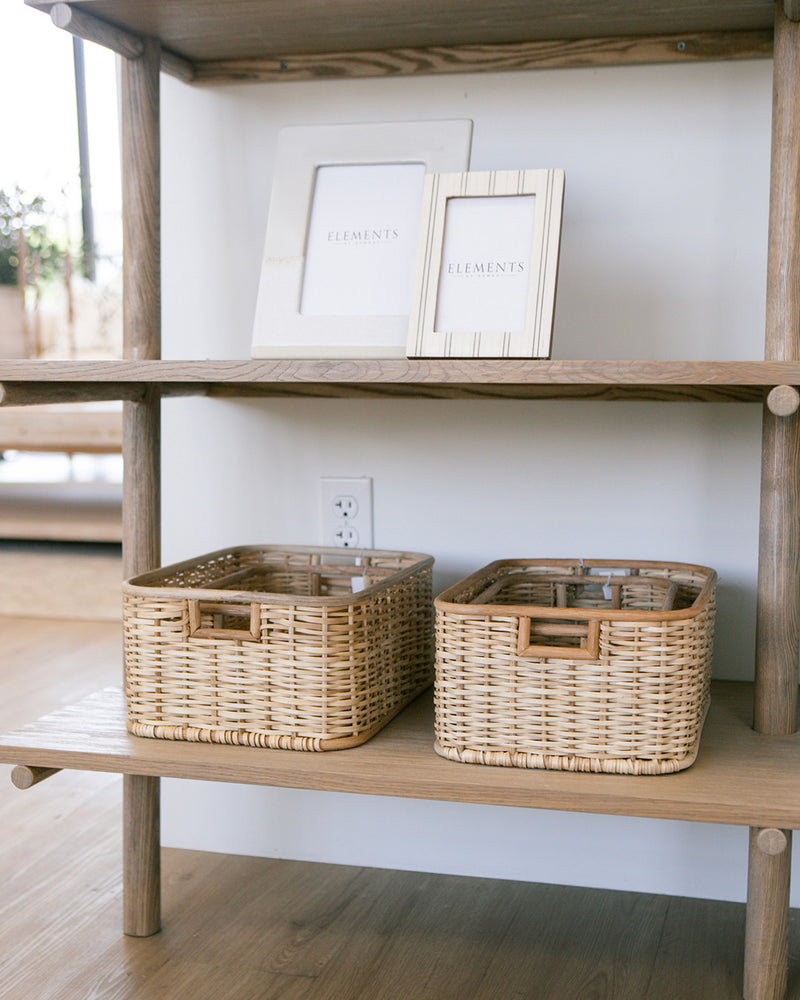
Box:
[121,34,162,938]
[755,2,800,738]
[122,37,161,365]
[756,399,800,736]
[745,5,800,998]
[123,774,161,937]
[745,829,792,1000]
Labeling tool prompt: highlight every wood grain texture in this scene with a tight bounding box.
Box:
[755,407,800,735]
[120,37,160,365]
[0,836,784,1000]
[766,6,800,361]
[10,764,61,789]
[766,384,800,416]
[0,619,122,730]
[119,35,163,940]
[122,773,159,936]
[24,1,778,63]
[0,404,121,452]
[122,391,160,577]
[4,616,800,997]
[50,2,144,58]
[2,359,800,403]
[0,380,146,405]
[755,4,800,738]
[745,827,792,1000]
[191,31,772,84]
[159,47,195,82]
[49,2,195,80]
[4,682,800,829]
[119,29,161,579]
[650,894,750,999]
[758,828,790,855]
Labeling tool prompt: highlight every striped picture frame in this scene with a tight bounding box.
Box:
[407,169,564,358]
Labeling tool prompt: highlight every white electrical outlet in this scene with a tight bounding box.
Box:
[320,476,373,548]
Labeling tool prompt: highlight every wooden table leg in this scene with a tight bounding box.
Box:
[744,827,792,1000]
[123,773,161,936]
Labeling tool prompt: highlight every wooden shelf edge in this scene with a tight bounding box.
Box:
[190,30,772,85]
[1,359,799,404]
[1,681,799,829]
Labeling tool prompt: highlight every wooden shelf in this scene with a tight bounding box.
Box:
[0,483,121,542]
[26,0,775,85]
[27,0,779,56]
[3,681,800,830]
[0,404,121,454]
[1,358,798,405]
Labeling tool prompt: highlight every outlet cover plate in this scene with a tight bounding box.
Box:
[320,476,373,548]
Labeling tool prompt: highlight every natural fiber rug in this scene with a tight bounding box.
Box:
[0,542,122,621]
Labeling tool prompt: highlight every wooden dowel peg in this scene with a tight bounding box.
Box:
[766,384,800,416]
[50,3,144,60]
[756,828,789,856]
[160,49,196,83]
[11,765,61,789]
[49,3,195,81]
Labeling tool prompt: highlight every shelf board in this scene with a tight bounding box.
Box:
[0,483,122,543]
[1,358,798,405]
[26,1,776,83]
[2,681,800,829]
[0,404,122,453]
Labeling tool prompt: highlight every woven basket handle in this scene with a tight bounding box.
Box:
[188,599,261,641]
[517,616,600,660]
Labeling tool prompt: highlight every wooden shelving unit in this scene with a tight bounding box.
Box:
[3,2,800,998]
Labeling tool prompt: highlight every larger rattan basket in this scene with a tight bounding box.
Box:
[434,559,716,775]
[123,545,434,750]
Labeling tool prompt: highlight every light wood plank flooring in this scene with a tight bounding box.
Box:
[2,616,800,999]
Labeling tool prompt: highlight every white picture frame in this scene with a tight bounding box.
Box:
[407,169,565,359]
[251,120,473,359]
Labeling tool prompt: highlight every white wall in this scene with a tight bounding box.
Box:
[159,58,788,903]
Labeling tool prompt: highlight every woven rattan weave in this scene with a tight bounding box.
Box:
[123,545,434,750]
[434,559,716,775]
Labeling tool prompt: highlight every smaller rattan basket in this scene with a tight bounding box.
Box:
[434,559,716,775]
[123,545,434,751]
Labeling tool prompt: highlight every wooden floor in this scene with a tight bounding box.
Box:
[3,616,800,999]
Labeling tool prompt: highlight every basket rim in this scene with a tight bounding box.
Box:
[434,557,717,622]
[123,543,434,606]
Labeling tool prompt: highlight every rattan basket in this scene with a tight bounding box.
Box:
[123,545,434,750]
[434,559,716,775]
